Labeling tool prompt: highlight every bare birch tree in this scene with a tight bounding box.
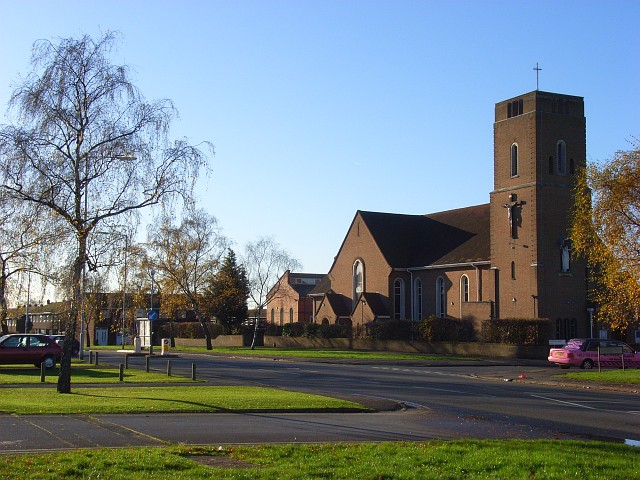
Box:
[243,237,300,349]
[0,32,210,393]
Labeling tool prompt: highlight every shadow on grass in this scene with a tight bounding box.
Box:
[0,366,138,383]
[68,390,370,414]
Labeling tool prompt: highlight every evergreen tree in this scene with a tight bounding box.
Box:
[207,249,250,333]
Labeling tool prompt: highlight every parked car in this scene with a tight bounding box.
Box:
[0,334,62,369]
[49,334,80,356]
[548,338,640,369]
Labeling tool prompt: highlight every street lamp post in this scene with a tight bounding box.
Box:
[121,234,128,349]
[149,268,156,355]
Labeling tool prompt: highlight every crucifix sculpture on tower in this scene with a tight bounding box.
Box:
[504,196,524,239]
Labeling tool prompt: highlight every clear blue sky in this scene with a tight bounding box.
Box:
[1,1,638,275]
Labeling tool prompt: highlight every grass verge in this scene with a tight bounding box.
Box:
[558,368,640,384]
[0,441,637,479]
[0,364,194,385]
[0,386,368,414]
[95,345,476,362]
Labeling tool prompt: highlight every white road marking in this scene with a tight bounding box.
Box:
[531,394,640,415]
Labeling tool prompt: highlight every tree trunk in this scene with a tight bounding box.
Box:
[194,305,212,350]
[250,306,261,350]
[57,237,85,394]
[199,317,212,350]
[0,261,9,335]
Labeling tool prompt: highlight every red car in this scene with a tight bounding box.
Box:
[548,338,640,370]
[0,334,62,369]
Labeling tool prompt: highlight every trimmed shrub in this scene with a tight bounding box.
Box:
[281,322,303,337]
[320,322,352,339]
[366,320,415,341]
[418,316,475,342]
[481,318,550,345]
[303,323,320,339]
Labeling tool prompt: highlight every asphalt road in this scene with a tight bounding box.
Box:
[0,352,638,453]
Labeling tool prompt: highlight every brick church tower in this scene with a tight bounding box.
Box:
[490,91,588,337]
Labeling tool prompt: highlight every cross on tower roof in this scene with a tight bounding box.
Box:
[533,62,542,90]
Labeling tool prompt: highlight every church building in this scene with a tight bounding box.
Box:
[312,90,588,341]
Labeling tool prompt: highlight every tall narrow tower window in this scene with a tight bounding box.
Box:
[435,276,446,318]
[394,278,405,319]
[510,143,518,177]
[511,261,516,280]
[560,239,571,272]
[414,278,423,321]
[557,141,567,175]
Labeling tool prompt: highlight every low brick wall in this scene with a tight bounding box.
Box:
[173,338,206,348]
[264,336,548,359]
[172,335,548,359]
[173,335,245,348]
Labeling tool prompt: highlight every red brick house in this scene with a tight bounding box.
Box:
[312,90,589,341]
[266,271,324,325]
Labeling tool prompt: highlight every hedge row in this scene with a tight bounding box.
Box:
[418,316,475,342]
[281,322,351,339]
[157,321,225,339]
[480,318,550,345]
[160,317,550,346]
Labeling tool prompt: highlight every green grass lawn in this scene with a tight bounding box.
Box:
[96,345,476,361]
[558,368,640,384]
[0,386,368,414]
[0,441,637,479]
[0,364,194,385]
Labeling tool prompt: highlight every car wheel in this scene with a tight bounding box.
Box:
[40,356,56,369]
[581,359,594,370]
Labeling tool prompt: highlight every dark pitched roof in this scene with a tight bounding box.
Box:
[360,292,389,317]
[325,292,352,317]
[309,275,331,296]
[359,203,490,268]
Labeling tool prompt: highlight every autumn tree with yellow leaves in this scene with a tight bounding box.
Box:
[570,141,640,332]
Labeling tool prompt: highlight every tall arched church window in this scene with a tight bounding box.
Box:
[289,308,294,324]
[394,278,405,319]
[460,275,469,303]
[414,278,423,321]
[271,308,275,323]
[279,308,284,326]
[510,143,518,177]
[436,277,446,318]
[557,141,567,175]
[352,259,364,307]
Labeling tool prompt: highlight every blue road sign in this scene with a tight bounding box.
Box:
[147,310,158,321]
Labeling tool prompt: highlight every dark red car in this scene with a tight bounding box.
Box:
[0,334,62,369]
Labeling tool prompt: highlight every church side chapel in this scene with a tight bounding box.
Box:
[312,90,588,341]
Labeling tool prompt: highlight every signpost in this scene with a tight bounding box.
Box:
[147,309,157,355]
[597,345,624,372]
